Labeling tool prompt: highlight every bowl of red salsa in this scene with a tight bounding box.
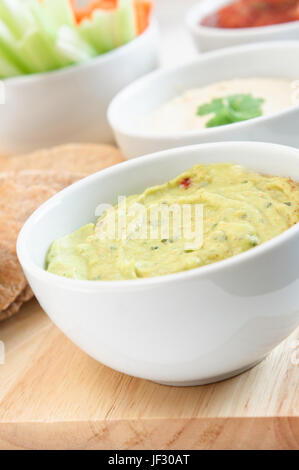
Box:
[186,0,299,52]
[202,0,299,29]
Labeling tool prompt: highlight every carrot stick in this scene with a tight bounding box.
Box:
[134,0,153,34]
[72,0,118,23]
[72,0,153,34]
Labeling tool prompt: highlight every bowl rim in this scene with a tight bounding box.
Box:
[3,19,158,87]
[108,40,299,141]
[186,0,299,37]
[17,141,299,291]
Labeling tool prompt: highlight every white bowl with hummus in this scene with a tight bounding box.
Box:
[186,0,299,53]
[17,141,299,386]
[108,41,299,159]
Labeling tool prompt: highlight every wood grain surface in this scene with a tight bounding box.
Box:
[0,300,298,450]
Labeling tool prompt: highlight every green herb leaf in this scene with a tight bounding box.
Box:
[196,97,224,115]
[197,94,264,128]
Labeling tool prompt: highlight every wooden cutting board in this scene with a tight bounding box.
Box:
[0,300,298,450]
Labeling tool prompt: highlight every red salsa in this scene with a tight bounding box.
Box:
[201,0,299,29]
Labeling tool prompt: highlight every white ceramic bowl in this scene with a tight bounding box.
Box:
[186,0,299,52]
[108,41,299,159]
[17,141,299,387]
[0,21,159,156]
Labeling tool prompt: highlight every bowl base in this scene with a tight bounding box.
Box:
[154,358,265,387]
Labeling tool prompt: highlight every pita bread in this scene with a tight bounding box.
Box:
[0,171,82,320]
[0,243,27,312]
[0,285,33,322]
[0,144,124,321]
[0,171,83,223]
[0,170,86,189]
[0,143,124,174]
[0,219,22,251]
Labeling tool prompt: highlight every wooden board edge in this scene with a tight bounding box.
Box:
[0,417,298,450]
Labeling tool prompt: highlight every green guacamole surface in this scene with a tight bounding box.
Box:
[46,163,299,281]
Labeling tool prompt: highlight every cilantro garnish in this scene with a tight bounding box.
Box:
[197,94,264,128]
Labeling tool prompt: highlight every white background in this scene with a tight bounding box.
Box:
[154,0,199,66]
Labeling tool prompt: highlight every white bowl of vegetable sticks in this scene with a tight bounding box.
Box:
[0,0,158,155]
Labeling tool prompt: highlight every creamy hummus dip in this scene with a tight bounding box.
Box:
[136,78,293,134]
[46,163,299,281]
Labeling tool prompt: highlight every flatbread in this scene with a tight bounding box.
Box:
[0,243,27,312]
[0,285,33,322]
[0,219,22,251]
[0,170,82,224]
[0,170,86,190]
[0,144,124,321]
[0,143,124,174]
[0,170,83,320]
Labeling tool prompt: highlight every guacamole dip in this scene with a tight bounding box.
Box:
[46,163,299,281]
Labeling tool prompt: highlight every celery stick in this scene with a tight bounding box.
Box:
[116,0,137,45]
[25,1,72,69]
[25,0,57,38]
[78,11,116,54]
[56,25,97,63]
[0,20,29,73]
[79,0,137,54]
[0,48,22,78]
[0,0,62,73]
[43,0,75,29]
[0,0,32,38]
[0,0,139,78]
[18,29,65,73]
